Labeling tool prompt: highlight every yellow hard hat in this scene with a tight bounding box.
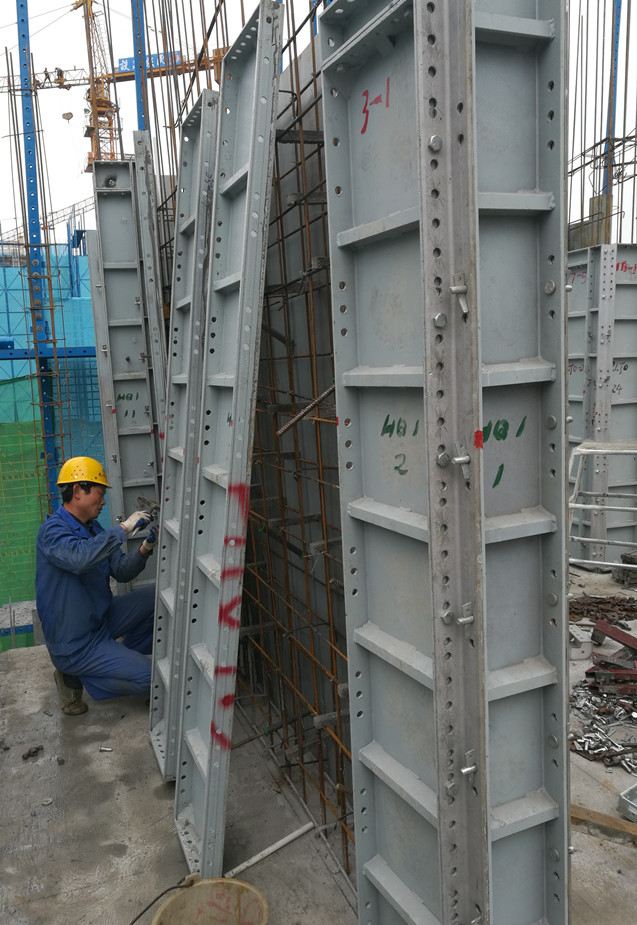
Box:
[57,456,111,487]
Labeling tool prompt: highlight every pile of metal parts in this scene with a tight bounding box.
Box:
[569,594,637,627]
[583,620,637,691]
[570,597,637,774]
[570,682,637,774]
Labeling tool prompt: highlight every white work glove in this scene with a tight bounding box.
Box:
[120,510,151,535]
[140,526,157,557]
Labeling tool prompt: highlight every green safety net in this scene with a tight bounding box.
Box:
[0,375,48,608]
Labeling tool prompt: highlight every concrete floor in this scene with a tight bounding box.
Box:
[0,645,356,925]
[569,568,637,924]
[2,600,637,923]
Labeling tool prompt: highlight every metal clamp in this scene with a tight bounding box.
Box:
[460,749,477,780]
[453,444,471,485]
[440,602,475,628]
[450,272,469,318]
[456,602,475,626]
[438,444,471,484]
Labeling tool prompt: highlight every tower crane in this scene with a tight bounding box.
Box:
[0,4,228,173]
[71,0,119,172]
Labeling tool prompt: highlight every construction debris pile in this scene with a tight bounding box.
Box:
[584,620,637,692]
[570,683,637,774]
[569,594,637,627]
[569,595,637,776]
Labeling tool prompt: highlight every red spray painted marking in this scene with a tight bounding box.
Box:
[218,596,242,628]
[219,694,234,708]
[224,535,246,547]
[159,431,165,440]
[220,566,244,581]
[473,429,484,449]
[210,726,232,750]
[228,482,250,523]
[215,665,237,676]
[361,89,370,134]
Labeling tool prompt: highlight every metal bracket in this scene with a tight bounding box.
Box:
[441,602,475,628]
[450,272,469,318]
[453,444,471,484]
[460,749,477,781]
[437,443,471,485]
[457,602,475,626]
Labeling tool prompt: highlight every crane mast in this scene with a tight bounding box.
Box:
[72,0,119,172]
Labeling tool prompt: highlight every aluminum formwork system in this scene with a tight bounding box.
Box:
[173,1,282,876]
[320,2,568,924]
[133,130,168,440]
[150,90,219,779]
[568,244,637,564]
[88,161,162,584]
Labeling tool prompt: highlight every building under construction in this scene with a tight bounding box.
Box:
[2,2,637,924]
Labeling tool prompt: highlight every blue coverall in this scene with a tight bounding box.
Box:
[35,505,155,699]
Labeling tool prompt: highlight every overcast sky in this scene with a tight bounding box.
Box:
[0,0,254,237]
[2,4,630,241]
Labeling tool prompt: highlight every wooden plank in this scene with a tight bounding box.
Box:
[571,803,637,838]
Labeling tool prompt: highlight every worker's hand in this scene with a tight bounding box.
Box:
[120,510,151,535]
[140,526,157,557]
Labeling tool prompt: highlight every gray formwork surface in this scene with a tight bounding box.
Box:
[150,89,219,780]
[132,130,168,439]
[173,1,283,876]
[320,2,568,924]
[87,161,162,588]
[568,244,637,564]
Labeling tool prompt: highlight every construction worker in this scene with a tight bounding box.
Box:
[42,67,52,85]
[35,456,157,715]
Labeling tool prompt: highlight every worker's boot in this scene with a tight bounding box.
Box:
[53,670,88,716]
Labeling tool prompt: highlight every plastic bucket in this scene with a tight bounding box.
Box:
[152,878,268,925]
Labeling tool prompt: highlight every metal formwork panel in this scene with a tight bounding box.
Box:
[320,2,567,923]
[568,244,637,563]
[150,91,219,778]
[133,130,168,439]
[88,161,161,584]
[173,1,282,875]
